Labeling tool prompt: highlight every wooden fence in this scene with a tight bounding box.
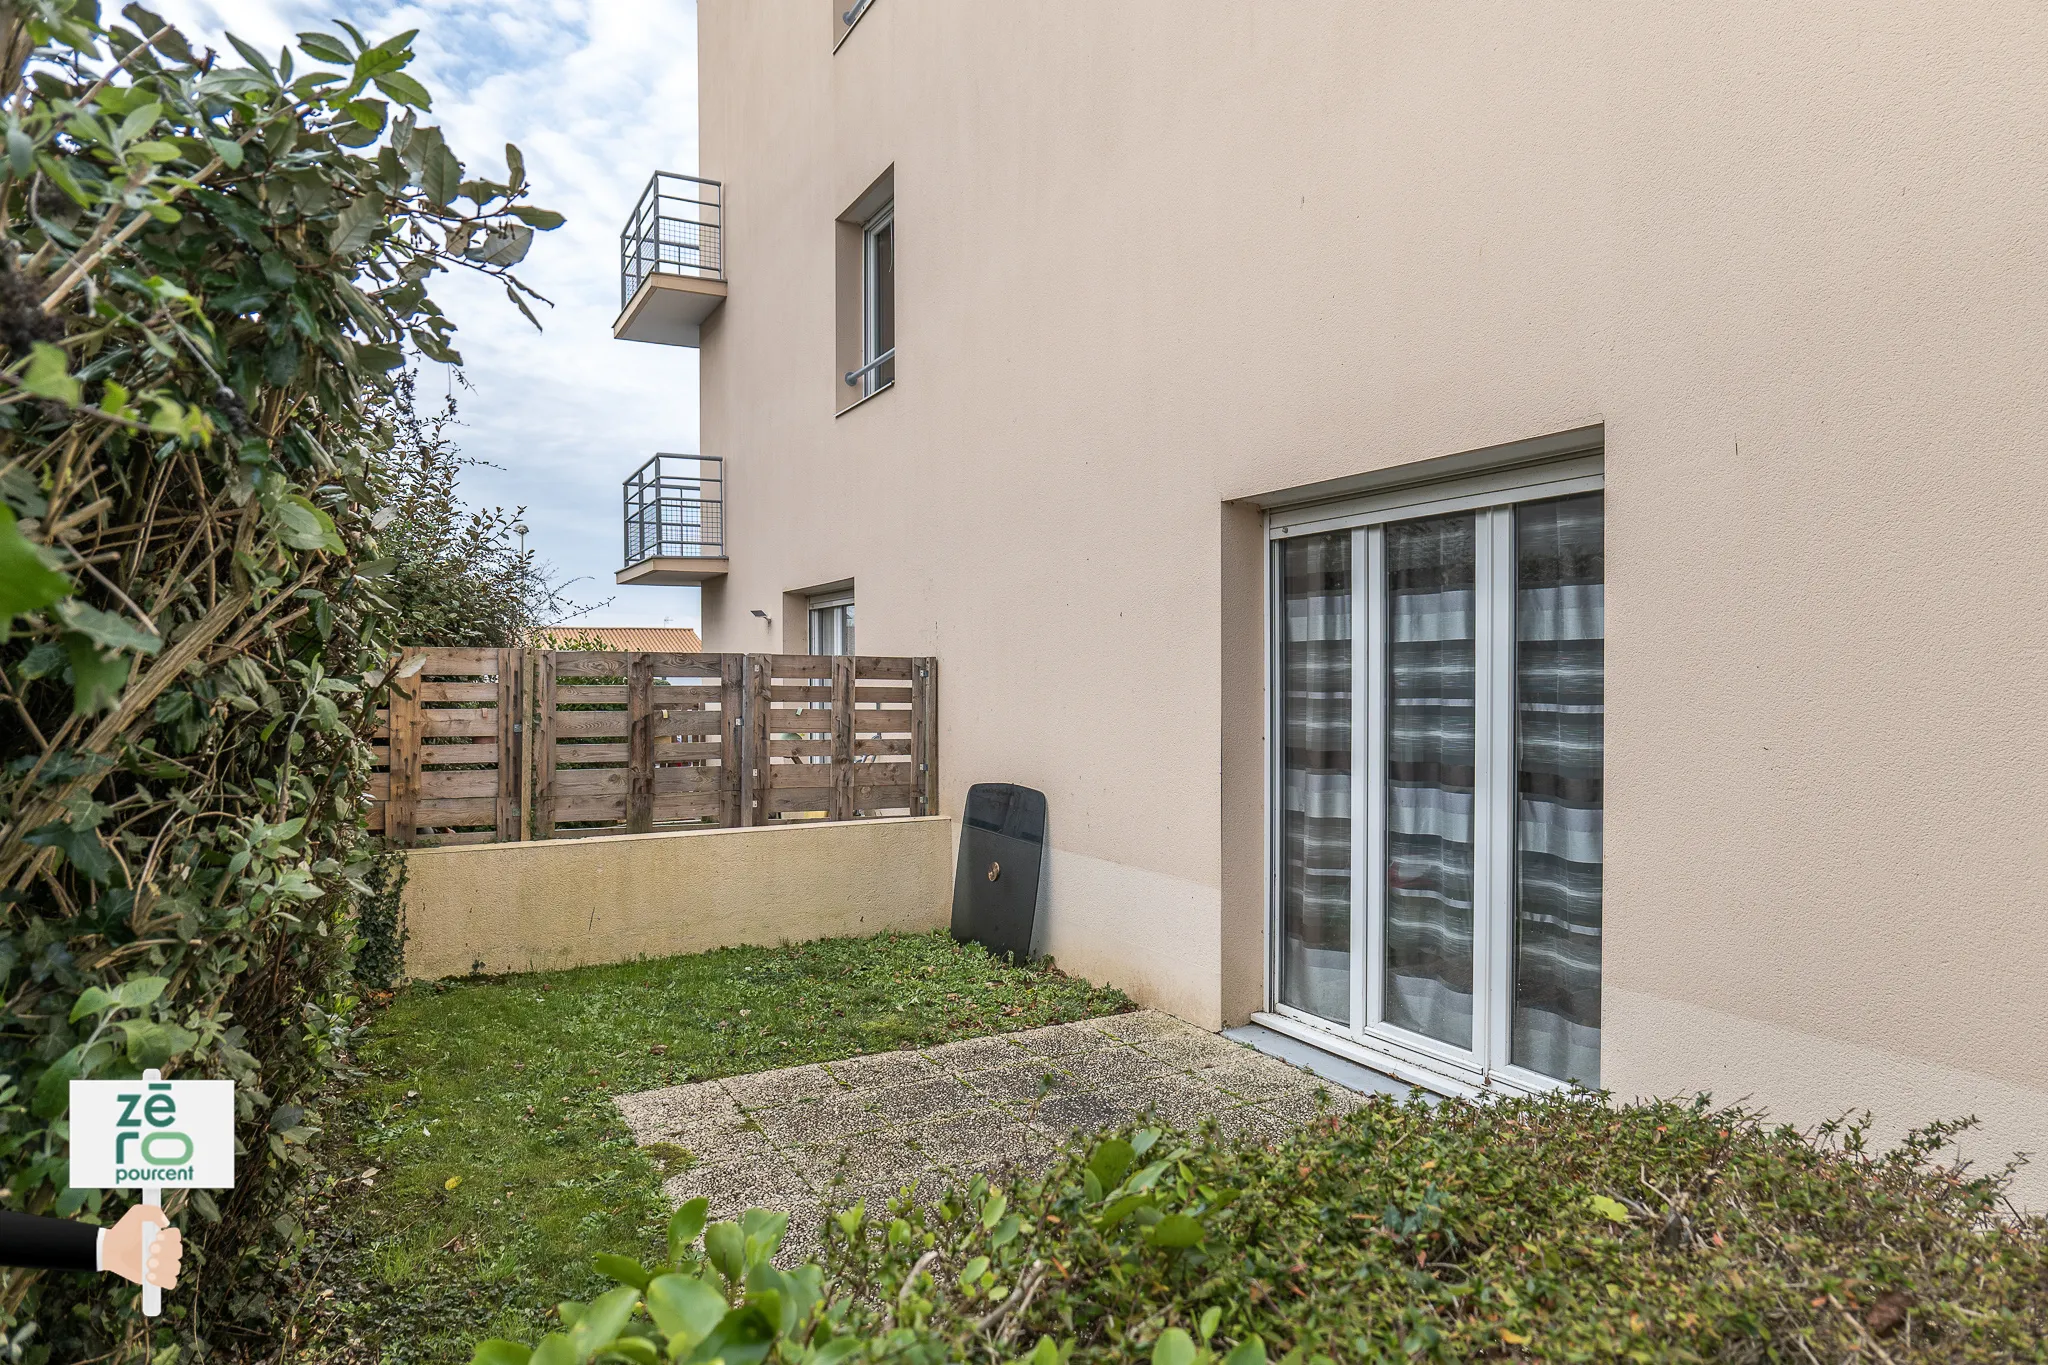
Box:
[372,649,936,846]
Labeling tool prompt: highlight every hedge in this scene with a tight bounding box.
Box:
[473,1091,2047,1363]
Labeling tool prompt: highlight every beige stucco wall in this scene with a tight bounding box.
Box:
[690,1,2048,1200]
[401,817,954,980]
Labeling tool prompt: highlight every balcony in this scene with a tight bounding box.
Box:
[617,455,728,586]
[614,172,725,347]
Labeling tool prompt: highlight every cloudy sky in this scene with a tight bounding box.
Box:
[157,0,705,628]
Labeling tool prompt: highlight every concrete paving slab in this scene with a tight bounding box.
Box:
[720,1063,845,1111]
[618,1009,1398,1253]
[919,1034,1027,1073]
[825,1049,944,1091]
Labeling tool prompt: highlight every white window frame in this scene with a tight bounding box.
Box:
[1259,457,1604,1098]
[807,590,855,657]
[860,204,894,397]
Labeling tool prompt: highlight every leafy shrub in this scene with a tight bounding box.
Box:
[0,3,554,1358]
[471,1093,2048,1364]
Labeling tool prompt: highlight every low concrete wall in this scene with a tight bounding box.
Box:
[400,816,956,980]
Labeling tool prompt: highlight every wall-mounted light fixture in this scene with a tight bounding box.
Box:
[750,609,772,627]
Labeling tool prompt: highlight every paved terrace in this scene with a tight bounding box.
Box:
[615,1010,1376,1254]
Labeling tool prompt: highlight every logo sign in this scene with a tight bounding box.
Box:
[68,1079,234,1190]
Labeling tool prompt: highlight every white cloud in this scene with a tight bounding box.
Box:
[152,0,704,627]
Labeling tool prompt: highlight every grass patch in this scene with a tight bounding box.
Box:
[294,931,1131,1362]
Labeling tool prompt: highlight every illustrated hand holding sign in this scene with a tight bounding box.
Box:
[70,1068,233,1316]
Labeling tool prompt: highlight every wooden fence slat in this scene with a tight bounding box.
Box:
[854,656,914,680]
[550,795,632,822]
[627,652,655,834]
[854,737,913,757]
[549,651,628,677]
[412,647,501,675]
[852,686,914,705]
[719,652,744,828]
[554,768,629,797]
[651,712,728,738]
[760,654,834,678]
[653,765,724,795]
[536,651,558,839]
[414,796,498,825]
[386,652,422,847]
[554,684,630,705]
[640,652,723,676]
[494,648,516,840]
[651,684,724,705]
[831,655,855,820]
[419,681,500,703]
[422,769,499,799]
[652,793,724,821]
[744,654,770,825]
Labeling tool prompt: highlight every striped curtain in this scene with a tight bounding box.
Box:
[1278,532,1351,1023]
[1512,493,1604,1084]
[1383,514,1477,1049]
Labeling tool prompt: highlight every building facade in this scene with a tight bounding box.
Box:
[616,1,2048,1200]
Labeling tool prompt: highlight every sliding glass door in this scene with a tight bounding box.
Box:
[1271,482,1604,1090]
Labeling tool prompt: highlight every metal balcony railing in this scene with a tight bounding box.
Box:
[623,454,724,567]
[620,172,723,310]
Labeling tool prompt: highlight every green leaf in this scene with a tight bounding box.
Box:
[526,1335,579,1365]
[737,1208,787,1266]
[421,142,462,207]
[687,1305,775,1365]
[0,503,73,636]
[703,1221,744,1287]
[505,141,525,186]
[373,70,432,110]
[1019,1338,1061,1365]
[667,1196,709,1264]
[644,1274,725,1348]
[32,1042,104,1118]
[567,1285,638,1359]
[329,193,386,257]
[297,31,354,64]
[467,1343,530,1365]
[1220,1337,1269,1365]
[114,975,170,1010]
[55,600,160,654]
[20,342,81,404]
[1148,1213,1205,1248]
[1152,1328,1197,1365]
[591,1253,649,1290]
[507,204,565,230]
[1088,1138,1135,1194]
[115,1018,199,1066]
[208,135,244,168]
[1589,1194,1633,1225]
[6,125,32,177]
[274,495,344,553]
[62,632,131,713]
[600,1339,657,1365]
[26,817,116,882]
[474,224,534,267]
[343,98,388,131]
[68,986,118,1022]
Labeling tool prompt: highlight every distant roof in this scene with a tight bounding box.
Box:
[541,627,702,653]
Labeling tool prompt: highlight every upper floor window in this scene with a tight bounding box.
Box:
[834,0,878,50]
[861,204,895,396]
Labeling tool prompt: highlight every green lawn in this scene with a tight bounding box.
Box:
[296,931,1131,1363]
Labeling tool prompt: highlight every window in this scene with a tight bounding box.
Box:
[1271,468,1603,1092]
[808,591,855,656]
[858,204,894,396]
[833,0,877,50]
